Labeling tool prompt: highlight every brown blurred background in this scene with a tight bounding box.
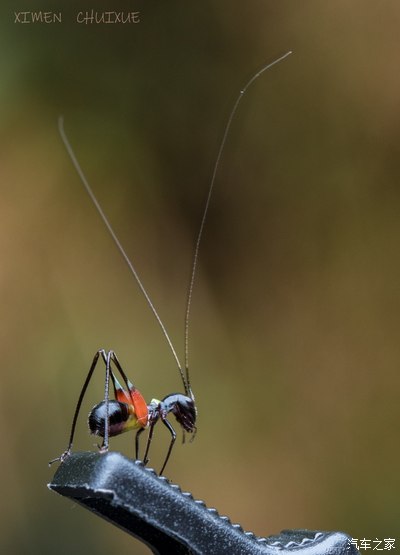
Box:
[1,1,399,553]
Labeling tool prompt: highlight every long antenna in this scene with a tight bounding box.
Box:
[183,51,293,391]
[58,117,188,390]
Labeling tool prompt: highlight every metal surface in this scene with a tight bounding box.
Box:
[48,451,359,555]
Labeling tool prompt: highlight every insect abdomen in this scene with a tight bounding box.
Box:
[88,400,142,437]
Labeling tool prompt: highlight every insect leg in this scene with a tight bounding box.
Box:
[135,427,146,460]
[142,418,158,467]
[49,349,106,464]
[108,350,137,392]
[159,418,177,476]
[98,350,113,453]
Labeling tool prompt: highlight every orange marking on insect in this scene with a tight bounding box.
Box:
[115,387,131,405]
[130,389,149,427]
[114,381,149,427]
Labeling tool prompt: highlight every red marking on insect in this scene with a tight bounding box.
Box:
[113,373,149,427]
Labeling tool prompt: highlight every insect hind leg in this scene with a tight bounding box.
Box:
[49,348,112,465]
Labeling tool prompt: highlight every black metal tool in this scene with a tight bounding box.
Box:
[48,451,359,555]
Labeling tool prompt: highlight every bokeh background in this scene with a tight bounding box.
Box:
[1,1,399,553]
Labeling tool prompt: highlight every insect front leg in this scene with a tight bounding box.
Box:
[159,417,177,476]
[135,427,146,461]
[142,418,158,467]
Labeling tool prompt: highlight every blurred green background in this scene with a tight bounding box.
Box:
[1,1,399,553]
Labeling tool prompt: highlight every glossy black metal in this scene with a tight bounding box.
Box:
[48,452,360,555]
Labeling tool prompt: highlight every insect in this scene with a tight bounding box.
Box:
[49,51,292,475]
